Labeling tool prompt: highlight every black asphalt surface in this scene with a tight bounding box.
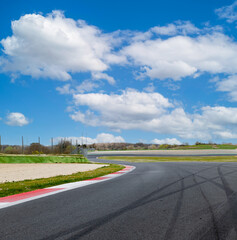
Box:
[1,154,237,239]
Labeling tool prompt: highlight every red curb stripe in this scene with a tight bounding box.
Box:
[0,166,135,205]
[84,177,109,181]
[0,188,63,202]
[109,172,124,174]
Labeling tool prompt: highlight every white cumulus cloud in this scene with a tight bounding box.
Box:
[0,11,121,81]
[92,72,116,85]
[151,21,199,36]
[1,14,237,85]
[56,84,72,94]
[151,138,182,145]
[215,1,237,23]
[216,75,237,101]
[56,80,100,95]
[55,133,125,144]
[71,89,173,128]
[122,32,237,80]
[5,112,30,126]
[69,89,237,141]
[95,133,125,143]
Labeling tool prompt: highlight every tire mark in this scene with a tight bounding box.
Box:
[164,173,184,240]
[218,166,237,236]
[40,165,237,240]
[175,165,225,191]
[177,164,237,194]
[190,205,233,240]
[174,164,237,240]
[220,164,237,169]
[192,174,220,240]
[138,167,237,209]
[64,166,232,240]
[175,164,235,240]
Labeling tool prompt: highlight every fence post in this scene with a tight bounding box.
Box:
[51,137,54,153]
[60,139,62,154]
[38,137,40,153]
[22,136,24,154]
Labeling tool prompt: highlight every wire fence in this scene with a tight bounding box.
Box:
[0,135,90,156]
[0,135,172,153]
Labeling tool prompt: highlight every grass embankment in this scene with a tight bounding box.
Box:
[100,156,237,163]
[0,164,123,197]
[167,144,237,150]
[94,144,237,151]
[0,155,124,197]
[0,155,88,163]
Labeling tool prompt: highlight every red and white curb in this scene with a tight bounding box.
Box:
[0,165,135,210]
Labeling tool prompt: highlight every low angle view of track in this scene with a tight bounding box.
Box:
[2,1,237,239]
[1,151,237,240]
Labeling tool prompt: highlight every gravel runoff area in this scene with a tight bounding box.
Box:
[0,164,108,183]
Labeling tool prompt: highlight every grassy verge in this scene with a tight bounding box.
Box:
[0,164,123,197]
[0,155,88,163]
[166,144,237,150]
[100,156,237,163]
[92,144,237,151]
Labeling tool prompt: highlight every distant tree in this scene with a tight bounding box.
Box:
[25,143,50,154]
[54,140,75,154]
[4,146,21,154]
[148,144,158,150]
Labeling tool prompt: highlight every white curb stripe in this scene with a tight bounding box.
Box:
[0,165,135,210]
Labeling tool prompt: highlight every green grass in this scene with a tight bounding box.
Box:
[100,156,237,162]
[0,155,88,163]
[0,164,124,197]
[169,144,237,150]
[93,144,237,151]
[0,154,124,197]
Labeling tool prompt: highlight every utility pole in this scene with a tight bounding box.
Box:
[76,139,78,154]
[60,139,62,154]
[51,137,54,153]
[22,136,24,154]
[0,135,1,153]
[38,137,40,154]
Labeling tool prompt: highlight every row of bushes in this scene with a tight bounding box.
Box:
[1,141,235,154]
[1,141,78,154]
[0,142,171,154]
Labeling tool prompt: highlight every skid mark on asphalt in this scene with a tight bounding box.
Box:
[40,165,231,240]
[177,165,229,239]
[217,166,237,236]
[159,164,237,240]
[186,165,237,240]
[192,174,220,240]
[190,204,233,240]
[38,164,237,240]
[163,173,184,240]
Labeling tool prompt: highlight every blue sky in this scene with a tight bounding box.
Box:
[1,0,237,145]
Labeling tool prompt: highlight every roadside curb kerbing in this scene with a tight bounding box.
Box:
[0,165,135,210]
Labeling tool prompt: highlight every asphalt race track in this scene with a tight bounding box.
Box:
[1,151,237,240]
